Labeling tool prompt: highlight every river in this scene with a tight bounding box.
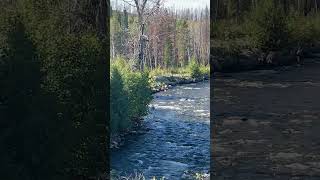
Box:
[111,81,210,179]
[213,58,320,179]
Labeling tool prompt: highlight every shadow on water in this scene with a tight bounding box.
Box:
[111,81,210,179]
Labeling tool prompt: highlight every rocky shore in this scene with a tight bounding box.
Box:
[212,44,320,73]
[151,74,209,93]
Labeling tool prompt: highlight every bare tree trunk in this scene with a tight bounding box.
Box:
[216,0,219,21]
[95,0,108,178]
[148,43,152,69]
[236,0,240,23]
[138,23,146,71]
[283,0,288,14]
[155,42,158,68]
[112,40,115,59]
[173,12,177,67]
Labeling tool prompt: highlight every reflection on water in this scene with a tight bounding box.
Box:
[111,81,210,179]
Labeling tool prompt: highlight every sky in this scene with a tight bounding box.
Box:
[163,0,210,10]
[111,0,210,11]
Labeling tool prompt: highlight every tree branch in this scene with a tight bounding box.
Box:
[121,0,136,8]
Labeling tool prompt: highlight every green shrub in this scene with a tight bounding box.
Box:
[199,65,210,77]
[110,65,130,133]
[110,58,152,132]
[0,15,72,180]
[211,20,246,41]
[188,58,201,79]
[36,33,107,178]
[0,2,108,179]
[249,1,288,51]
[287,13,320,46]
[124,71,152,119]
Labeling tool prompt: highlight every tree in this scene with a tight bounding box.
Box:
[0,15,73,180]
[95,0,109,178]
[164,37,173,68]
[251,0,289,51]
[122,0,162,71]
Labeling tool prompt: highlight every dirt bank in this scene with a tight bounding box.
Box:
[151,74,209,93]
[212,57,320,179]
[212,45,320,72]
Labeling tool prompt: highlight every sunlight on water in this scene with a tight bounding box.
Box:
[111,81,210,179]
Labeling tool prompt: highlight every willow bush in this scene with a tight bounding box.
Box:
[110,58,152,133]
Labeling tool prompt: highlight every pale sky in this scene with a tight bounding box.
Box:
[163,0,210,10]
[111,0,210,11]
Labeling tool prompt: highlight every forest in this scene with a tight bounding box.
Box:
[110,0,210,136]
[0,0,109,179]
[110,1,210,179]
[111,2,210,69]
[211,0,320,72]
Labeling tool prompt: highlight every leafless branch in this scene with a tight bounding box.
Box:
[121,0,136,8]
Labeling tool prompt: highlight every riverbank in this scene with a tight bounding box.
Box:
[110,73,209,149]
[151,74,209,93]
[212,43,320,73]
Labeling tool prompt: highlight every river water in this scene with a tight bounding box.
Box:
[111,81,210,179]
[213,58,320,179]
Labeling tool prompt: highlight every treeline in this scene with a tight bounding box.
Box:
[110,6,210,69]
[211,0,320,56]
[109,3,210,136]
[0,0,108,179]
[212,0,320,21]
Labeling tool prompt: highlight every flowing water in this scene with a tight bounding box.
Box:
[213,58,320,179]
[111,81,210,179]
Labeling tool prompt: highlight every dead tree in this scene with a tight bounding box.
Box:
[122,0,162,71]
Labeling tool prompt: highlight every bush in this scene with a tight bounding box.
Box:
[125,71,152,119]
[249,1,289,51]
[110,65,130,133]
[211,20,246,41]
[287,13,320,46]
[188,58,201,79]
[110,58,152,132]
[41,35,108,178]
[0,16,73,180]
[0,2,108,179]
[199,65,210,77]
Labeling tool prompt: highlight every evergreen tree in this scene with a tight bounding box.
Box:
[0,15,70,180]
[110,66,130,132]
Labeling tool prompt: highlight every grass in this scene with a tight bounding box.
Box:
[149,65,210,79]
[149,67,190,77]
[111,171,209,180]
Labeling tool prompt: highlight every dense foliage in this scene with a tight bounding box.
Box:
[110,58,152,133]
[0,0,108,179]
[249,1,289,51]
[110,5,210,69]
[211,0,320,54]
[110,3,210,135]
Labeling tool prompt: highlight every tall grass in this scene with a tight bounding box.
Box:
[149,60,210,79]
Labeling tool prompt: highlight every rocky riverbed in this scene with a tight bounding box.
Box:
[111,81,210,179]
